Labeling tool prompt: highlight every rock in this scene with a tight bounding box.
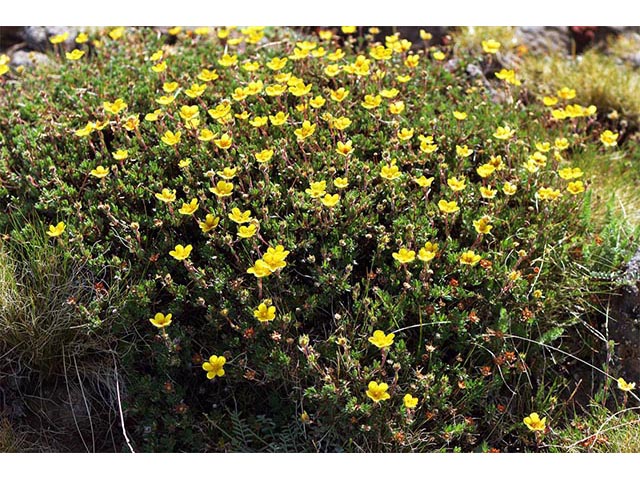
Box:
[9,49,51,68]
[0,26,23,49]
[516,26,571,54]
[22,26,78,52]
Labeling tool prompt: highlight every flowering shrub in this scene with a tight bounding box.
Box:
[0,26,637,452]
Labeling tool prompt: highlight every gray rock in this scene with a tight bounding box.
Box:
[9,49,51,68]
[23,26,78,52]
[516,26,571,54]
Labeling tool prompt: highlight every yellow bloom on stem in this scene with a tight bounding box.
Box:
[149,313,172,328]
[453,111,467,120]
[75,32,88,43]
[198,68,219,82]
[238,223,258,239]
[617,377,636,392]
[393,248,416,264]
[294,120,316,140]
[269,112,289,126]
[330,87,349,102]
[438,199,459,214]
[103,98,127,115]
[109,27,125,41]
[557,87,576,100]
[366,381,391,403]
[218,167,238,180]
[250,116,268,128]
[151,61,167,73]
[432,51,445,61]
[456,145,473,158]
[495,69,520,85]
[178,158,191,169]
[46,222,66,237]
[341,26,357,34]
[403,394,419,409]
[336,140,353,156]
[473,216,493,235]
[305,181,327,198]
[90,165,110,178]
[65,49,85,60]
[324,64,341,77]
[332,116,352,131]
[199,214,220,233]
[600,130,618,147]
[161,130,181,146]
[74,122,95,137]
[228,208,252,224]
[476,164,496,178]
[380,88,399,99]
[202,355,226,379]
[210,180,234,197]
[536,187,562,201]
[266,56,288,70]
[555,137,570,150]
[380,161,402,180]
[265,84,287,96]
[420,140,438,154]
[155,188,176,203]
[255,149,274,163]
[178,198,199,215]
[418,241,439,262]
[482,39,501,54]
[535,141,551,153]
[523,412,547,432]
[218,53,238,67]
[567,181,585,195]
[49,32,69,44]
[178,105,199,121]
[169,244,192,261]
[493,125,515,140]
[321,193,340,208]
[389,101,405,115]
[156,95,175,106]
[368,330,395,349]
[262,245,289,272]
[334,177,349,189]
[558,167,583,180]
[214,133,233,150]
[502,181,518,196]
[414,176,434,188]
[198,129,215,142]
[447,176,466,192]
[420,29,433,41]
[543,96,558,106]
[361,94,382,109]
[460,250,482,266]
[254,302,276,322]
[247,259,273,278]
[480,186,497,199]
[123,116,139,131]
[397,128,414,141]
[309,95,326,108]
[111,149,128,160]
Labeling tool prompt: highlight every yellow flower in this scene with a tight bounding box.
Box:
[150,50,163,62]
[161,130,181,146]
[341,26,357,34]
[366,381,391,403]
[155,188,176,203]
[567,181,585,195]
[542,96,558,106]
[404,54,420,68]
[255,149,274,163]
[198,68,219,82]
[397,128,414,141]
[229,208,252,224]
[453,111,467,121]
[321,193,340,208]
[473,216,493,235]
[294,120,316,141]
[218,53,238,67]
[368,330,395,349]
[245,80,264,96]
[75,32,89,43]
[330,87,349,102]
[110,149,127,161]
[536,187,562,201]
[199,214,220,233]
[332,116,352,131]
[617,377,636,392]
[109,27,125,41]
[103,98,127,115]
[309,95,326,109]
[254,302,276,322]
[156,95,176,106]
[208,102,232,120]
[393,248,416,264]
[420,29,433,41]
[476,164,496,178]
[247,259,273,278]
[210,181,234,197]
[214,133,233,150]
[269,112,289,126]
[432,51,445,61]
[380,88,399,99]
[265,84,287,96]
[380,161,402,181]
[557,87,576,100]
[482,39,501,54]
[334,177,349,189]
[414,176,434,188]
[262,245,289,272]
[178,158,191,169]
[523,412,547,432]
[238,223,258,239]
[403,394,419,409]
[493,125,515,140]
[65,49,85,60]
[49,32,70,44]
[389,101,405,115]
[418,241,439,262]
[336,140,353,156]
[600,130,619,147]
[456,145,473,158]
[197,129,215,142]
[324,64,341,77]
[46,221,66,237]
[438,199,459,214]
[178,198,199,215]
[554,137,570,150]
[202,355,226,379]
[558,167,583,180]
[361,94,382,109]
[495,69,521,86]
[242,60,260,72]
[266,57,288,70]
[169,244,193,261]
[447,176,466,192]
[149,313,172,328]
[177,105,199,122]
[502,181,518,196]
[74,122,95,137]
[305,180,327,199]
[460,250,482,266]
[123,116,139,131]
[168,26,182,36]
[420,140,438,154]
[90,165,110,178]
[489,155,505,170]
[151,61,167,73]
[480,186,497,199]
[249,116,268,128]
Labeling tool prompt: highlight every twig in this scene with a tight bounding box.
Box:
[113,353,135,453]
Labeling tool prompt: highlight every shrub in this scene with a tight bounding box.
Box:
[0,26,637,452]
